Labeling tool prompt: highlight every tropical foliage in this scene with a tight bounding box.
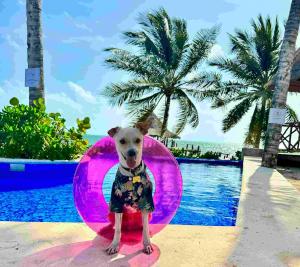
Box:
[205,15,298,148]
[169,147,223,159]
[0,97,90,160]
[103,8,219,136]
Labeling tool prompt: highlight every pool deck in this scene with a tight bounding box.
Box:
[0,156,300,266]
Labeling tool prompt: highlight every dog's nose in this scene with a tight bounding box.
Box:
[127,149,136,157]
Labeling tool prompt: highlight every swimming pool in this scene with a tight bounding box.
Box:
[0,161,242,226]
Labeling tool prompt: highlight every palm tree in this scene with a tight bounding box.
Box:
[102,8,218,136]
[262,0,300,168]
[206,15,298,148]
[26,0,45,106]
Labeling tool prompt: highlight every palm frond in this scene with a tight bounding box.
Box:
[177,72,220,101]
[251,15,281,72]
[127,91,162,106]
[208,81,249,101]
[210,57,259,84]
[173,90,199,134]
[104,48,164,79]
[126,92,164,125]
[123,31,160,57]
[174,97,189,134]
[244,104,260,145]
[222,97,253,132]
[137,8,174,65]
[170,18,188,69]
[176,25,219,80]
[244,102,266,147]
[285,104,299,123]
[229,30,252,53]
[126,102,159,126]
[102,80,159,106]
[180,72,220,87]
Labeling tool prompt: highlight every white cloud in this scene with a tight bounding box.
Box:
[5,35,21,50]
[47,92,83,113]
[64,11,92,33]
[62,35,104,44]
[209,44,225,59]
[62,35,104,51]
[3,23,26,51]
[0,80,28,108]
[88,104,130,134]
[74,22,92,32]
[67,81,98,104]
[17,0,25,6]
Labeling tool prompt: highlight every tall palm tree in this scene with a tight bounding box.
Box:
[206,15,298,148]
[262,0,300,168]
[102,8,218,136]
[26,0,45,106]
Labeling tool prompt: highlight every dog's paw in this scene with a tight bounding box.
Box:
[143,242,153,254]
[105,242,119,255]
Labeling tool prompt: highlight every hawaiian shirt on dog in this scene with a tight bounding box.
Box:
[109,166,155,213]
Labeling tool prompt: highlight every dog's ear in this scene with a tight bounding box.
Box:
[135,120,152,135]
[107,127,120,137]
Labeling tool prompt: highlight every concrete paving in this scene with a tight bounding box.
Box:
[0,156,300,266]
[227,157,300,267]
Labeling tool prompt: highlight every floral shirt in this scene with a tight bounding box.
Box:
[109,165,155,213]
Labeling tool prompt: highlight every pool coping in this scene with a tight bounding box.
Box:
[176,157,242,166]
[0,156,242,166]
[0,157,80,164]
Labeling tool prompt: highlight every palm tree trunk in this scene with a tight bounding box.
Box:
[161,95,171,137]
[254,99,266,148]
[262,0,300,168]
[26,0,45,106]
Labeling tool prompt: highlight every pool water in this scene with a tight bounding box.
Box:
[0,163,242,226]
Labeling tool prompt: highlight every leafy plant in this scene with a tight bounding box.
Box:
[0,97,90,160]
[169,147,221,159]
[231,151,242,161]
[199,151,222,159]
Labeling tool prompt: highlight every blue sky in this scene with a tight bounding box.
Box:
[0,0,298,144]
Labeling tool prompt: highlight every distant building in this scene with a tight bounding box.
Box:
[268,48,300,92]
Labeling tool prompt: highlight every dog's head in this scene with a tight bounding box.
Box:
[107,120,152,169]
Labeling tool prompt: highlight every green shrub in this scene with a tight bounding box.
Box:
[231,150,242,161]
[199,151,221,159]
[169,147,221,159]
[0,97,91,160]
[169,147,185,157]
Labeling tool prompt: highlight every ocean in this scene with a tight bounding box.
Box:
[83,134,242,156]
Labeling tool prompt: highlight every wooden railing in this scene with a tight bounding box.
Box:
[280,122,300,152]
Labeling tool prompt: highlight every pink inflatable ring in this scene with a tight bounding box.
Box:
[73,135,183,243]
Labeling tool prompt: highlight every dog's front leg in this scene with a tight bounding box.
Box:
[106,213,122,255]
[142,211,153,254]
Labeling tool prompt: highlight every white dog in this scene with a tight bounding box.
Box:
[106,120,155,255]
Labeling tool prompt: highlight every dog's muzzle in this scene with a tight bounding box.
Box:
[121,149,137,169]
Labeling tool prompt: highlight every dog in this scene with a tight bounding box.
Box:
[105,120,155,255]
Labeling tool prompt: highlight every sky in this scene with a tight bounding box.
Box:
[0,0,299,144]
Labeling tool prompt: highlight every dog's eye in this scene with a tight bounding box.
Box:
[119,139,126,145]
[135,138,141,144]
